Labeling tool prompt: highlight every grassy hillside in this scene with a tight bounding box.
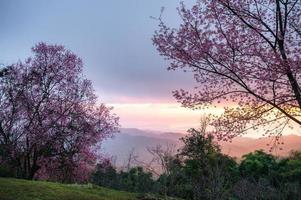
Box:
[0,178,174,200]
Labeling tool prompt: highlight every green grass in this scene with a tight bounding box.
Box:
[0,178,180,200]
[0,177,139,200]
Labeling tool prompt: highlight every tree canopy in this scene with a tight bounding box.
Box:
[153,0,301,140]
[0,43,119,182]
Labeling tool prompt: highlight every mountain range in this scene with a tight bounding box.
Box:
[102,128,301,167]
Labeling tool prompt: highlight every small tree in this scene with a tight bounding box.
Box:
[239,150,277,182]
[92,159,118,188]
[146,144,176,175]
[180,128,237,200]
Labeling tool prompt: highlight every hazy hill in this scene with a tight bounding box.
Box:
[102,129,181,167]
[102,128,301,166]
[0,178,179,200]
[220,134,301,158]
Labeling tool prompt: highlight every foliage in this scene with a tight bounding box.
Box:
[120,167,154,193]
[233,150,301,200]
[172,128,238,200]
[277,150,301,185]
[155,158,192,199]
[0,43,119,182]
[92,161,155,194]
[92,160,118,189]
[239,150,278,181]
[90,126,301,199]
[0,164,14,178]
[153,0,301,140]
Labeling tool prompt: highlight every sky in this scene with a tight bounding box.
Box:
[0,0,207,132]
[1,1,299,136]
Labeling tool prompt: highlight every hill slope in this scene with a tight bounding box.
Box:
[0,178,180,200]
[0,178,138,200]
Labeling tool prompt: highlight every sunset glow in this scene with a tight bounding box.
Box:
[109,103,224,132]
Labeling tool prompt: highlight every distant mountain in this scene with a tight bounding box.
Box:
[115,128,183,139]
[102,128,181,167]
[102,128,301,167]
[220,134,301,158]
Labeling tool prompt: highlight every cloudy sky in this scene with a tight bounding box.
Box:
[0,0,222,132]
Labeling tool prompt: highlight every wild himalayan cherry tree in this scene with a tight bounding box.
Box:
[153,0,301,141]
[0,43,119,182]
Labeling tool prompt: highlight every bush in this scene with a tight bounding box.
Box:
[0,165,14,177]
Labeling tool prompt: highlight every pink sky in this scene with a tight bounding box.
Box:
[109,103,222,132]
[106,102,301,137]
[2,0,300,137]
